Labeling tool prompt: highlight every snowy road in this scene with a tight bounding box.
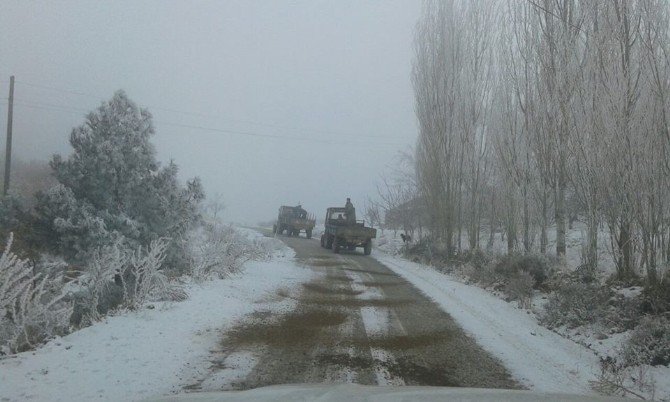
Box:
[186,233,520,391]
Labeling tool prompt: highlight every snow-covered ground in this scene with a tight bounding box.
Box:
[2,224,665,400]
[374,252,601,394]
[0,231,313,402]
[376,221,616,276]
[374,251,670,400]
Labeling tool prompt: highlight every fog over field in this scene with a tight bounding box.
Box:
[0,1,419,223]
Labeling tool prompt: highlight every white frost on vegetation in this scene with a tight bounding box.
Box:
[0,234,72,355]
[0,227,312,402]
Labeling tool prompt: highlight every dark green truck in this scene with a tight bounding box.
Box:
[320,207,377,255]
[273,205,316,238]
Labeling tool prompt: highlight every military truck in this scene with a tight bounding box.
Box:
[320,207,377,255]
[273,205,316,238]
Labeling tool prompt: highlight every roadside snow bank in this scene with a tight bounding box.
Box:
[0,232,310,402]
[374,253,601,395]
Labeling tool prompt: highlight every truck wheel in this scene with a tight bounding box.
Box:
[364,241,372,255]
[347,245,355,251]
[333,237,341,254]
[326,235,334,249]
[320,234,325,248]
[293,229,300,236]
[306,229,312,239]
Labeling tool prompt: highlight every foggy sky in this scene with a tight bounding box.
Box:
[0,1,419,224]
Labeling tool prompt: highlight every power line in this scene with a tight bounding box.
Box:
[14,80,102,100]
[6,98,407,147]
[13,99,89,114]
[9,79,405,141]
[156,121,403,146]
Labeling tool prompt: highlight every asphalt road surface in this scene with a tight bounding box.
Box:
[186,233,521,391]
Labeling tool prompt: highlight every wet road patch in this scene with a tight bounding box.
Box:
[355,332,450,351]
[343,267,397,277]
[316,353,459,387]
[302,283,364,296]
[327,275,354,283]
[303,256,344,267]
[224,309,348,348]
[358,280,404,288]
[304,297,415,308]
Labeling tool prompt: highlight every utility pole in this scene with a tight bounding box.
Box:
[3,75,14,196]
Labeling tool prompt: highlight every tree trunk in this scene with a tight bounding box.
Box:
[586,204,598,274]
[488,191,496,249]
[618,221,634,280]
[523,186,530,254]
[555,175,567,258]
[540,187,548,254]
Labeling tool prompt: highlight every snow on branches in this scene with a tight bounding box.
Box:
[0,234,72,355]
[187,223,276,282]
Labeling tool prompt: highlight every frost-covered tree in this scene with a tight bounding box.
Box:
[411,0,670,286]
[413,0,465,251]
[33,184,118,262]
[35,90,204,268]
[50,90,157,215]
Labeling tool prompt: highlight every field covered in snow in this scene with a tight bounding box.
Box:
[0,230,312,402]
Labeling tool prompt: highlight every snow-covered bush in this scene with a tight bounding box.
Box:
[72,242,126,325]
[247,234,280,262]
[465,260,498,287]
[123,238,186,308]
[71,239,186,325]
[593,356,656,399]
[0,234,72,354]
[541,280,641,331]
[405,236,451,265]
[623,316,670,367]
[641,277,670,315]
[187,223,256,281]
[463,249,491,270]
[494,253,551,289]
[505,271,534,308]
[541,282,612,329]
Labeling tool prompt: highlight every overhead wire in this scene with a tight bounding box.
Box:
[3,97,407,147]
[7,79,406,141]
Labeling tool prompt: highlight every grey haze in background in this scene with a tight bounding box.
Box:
[0,0,418,223]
